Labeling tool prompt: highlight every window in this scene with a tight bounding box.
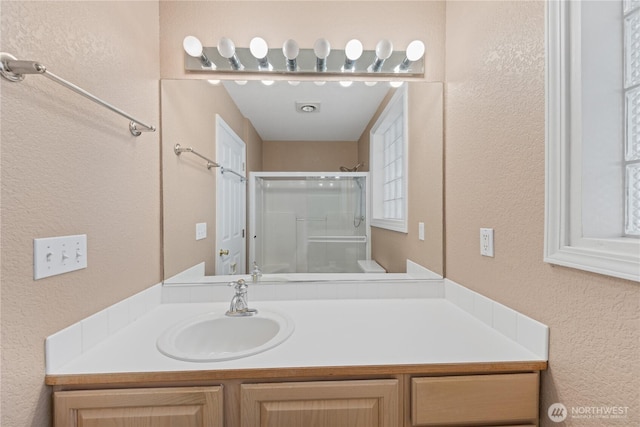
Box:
[624,0,640,235]
[545,0,640,282]
[370,86,408,233]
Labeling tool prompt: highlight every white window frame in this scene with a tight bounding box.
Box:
[545,0,640,282]
[370,86,409,233]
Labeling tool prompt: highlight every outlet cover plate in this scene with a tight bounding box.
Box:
[34,234,87,280]
[480,228,494,257]
[196,222,207,240]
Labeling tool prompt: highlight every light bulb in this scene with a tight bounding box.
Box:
[282,39,299,60]
[314,38,331,59]
[314,81,327,86]
[390,81,404,88]
[207,79,221,85]
[217,37,236,58]
[339,80,353,87]
[218,37,243,70]
[345,39,363,61]
[183,36,203,57]
[261,80,275,86]
[288,80,301,86]
[235,80,248,86]
[370,39,394,72]
[406,40,425,61]
[250,37,269,59]
[375,39,393,60]
[364,81,378,87]
[183,36,213,68]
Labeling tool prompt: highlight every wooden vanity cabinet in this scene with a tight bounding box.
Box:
[53,386,223,427]
[49,364,544,427]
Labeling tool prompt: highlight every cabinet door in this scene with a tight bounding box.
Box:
[54,386,223,427]
[411,373,539,426]
[241,379,399,427]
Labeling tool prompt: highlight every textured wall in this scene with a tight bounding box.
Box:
[444,2,639,425]
[0,2,161,425]
[262,140,358,172]
[161,80,254,278]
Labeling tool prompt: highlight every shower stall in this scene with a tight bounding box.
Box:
[250,172,369,273]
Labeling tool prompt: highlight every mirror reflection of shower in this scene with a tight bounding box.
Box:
[250,172,369,274]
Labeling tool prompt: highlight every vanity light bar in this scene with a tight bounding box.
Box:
[183,37,425,77]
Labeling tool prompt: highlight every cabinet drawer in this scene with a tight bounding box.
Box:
[241,379,399,427]
[54,386,223,427]
[411,373,539,426]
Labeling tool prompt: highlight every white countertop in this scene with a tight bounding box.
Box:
[52,298,545,376]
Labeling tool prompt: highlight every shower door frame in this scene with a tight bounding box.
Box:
[249,171,371,273]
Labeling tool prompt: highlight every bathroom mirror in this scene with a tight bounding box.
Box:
[161,79,443,283]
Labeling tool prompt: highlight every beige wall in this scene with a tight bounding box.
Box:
[262,141,358,172]
[159,1,445,82]
[0,2,161,426]
[364,83,444,274]
[162,81,262,278]
[445,2,639,425]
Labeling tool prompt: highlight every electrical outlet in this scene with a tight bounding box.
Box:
[196,222,207,240]
[480,228,494,257]
[34,234,87,279]
[418,222,425,241]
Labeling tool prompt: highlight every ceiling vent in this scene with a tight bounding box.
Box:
[296,102,321,113]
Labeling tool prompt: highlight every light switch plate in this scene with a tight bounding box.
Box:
[34,234,87,280]
[480,228,494,257]
[418,222,425,241]
[196,222,207,240]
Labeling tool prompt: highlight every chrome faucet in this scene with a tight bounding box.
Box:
[251,261,262,284]
[226,279,258,317]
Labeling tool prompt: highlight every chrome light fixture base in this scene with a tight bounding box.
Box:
[184,47,424,78]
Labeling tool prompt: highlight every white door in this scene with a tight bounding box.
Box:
[215,115,246,275]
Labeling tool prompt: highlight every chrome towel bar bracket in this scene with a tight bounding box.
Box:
[0,52,156,137]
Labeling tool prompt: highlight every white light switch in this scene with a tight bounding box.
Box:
[480,228,494,257]
[34,234,87,280]
[418,222,425,241]
[196,222,207,240]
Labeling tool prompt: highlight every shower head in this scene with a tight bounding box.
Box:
[339,162,364,172]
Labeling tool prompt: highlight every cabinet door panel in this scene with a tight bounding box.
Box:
[411,373,539,426]
[54,386,223,427]
[241,379,399,427]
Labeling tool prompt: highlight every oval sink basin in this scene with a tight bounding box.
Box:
[157,310,294,362]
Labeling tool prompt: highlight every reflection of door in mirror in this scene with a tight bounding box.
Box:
[215,115,246,275]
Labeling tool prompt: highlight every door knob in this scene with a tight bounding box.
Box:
[219,249,230,256]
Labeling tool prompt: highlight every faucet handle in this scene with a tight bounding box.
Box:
[228,278,247,293]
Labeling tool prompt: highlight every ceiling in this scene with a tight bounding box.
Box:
[222,81,391,142]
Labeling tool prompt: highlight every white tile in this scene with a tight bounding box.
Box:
[316,283,340,299]
[273,283,300,301]
[107,300,130,335]
[336,283,359,299]
[45,323,82,374]
[357,282,380,299]
[81,310,109,353]
[445,280,474,314]
[473,293,494,327]
[189,285,215,303]
[296,283,319,300]
[492,302,518,341]
[162,286,191,303]
[517,314,549,359]
[211,284,233,302]
[251,283,278,301]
